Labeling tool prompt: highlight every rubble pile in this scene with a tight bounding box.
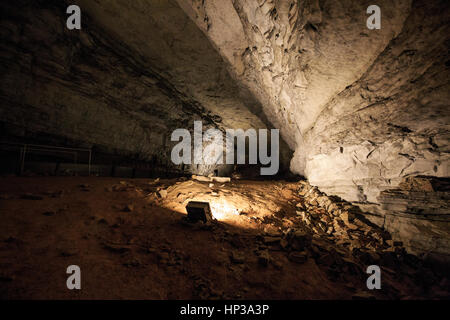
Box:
[296,181,390,252]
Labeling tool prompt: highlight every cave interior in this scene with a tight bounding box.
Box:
[0,0,449,300]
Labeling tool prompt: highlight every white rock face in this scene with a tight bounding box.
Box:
[179,0,450,255]
[180,0,410,144]
[179,0,449,198]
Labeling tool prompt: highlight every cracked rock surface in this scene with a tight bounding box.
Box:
[181,0,448,199]
[179,0,450,256]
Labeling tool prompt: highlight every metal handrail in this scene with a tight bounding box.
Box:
[0,142,92,175]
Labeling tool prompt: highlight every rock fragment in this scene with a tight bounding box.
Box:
[230,251,245,264]
[288,251,308,264]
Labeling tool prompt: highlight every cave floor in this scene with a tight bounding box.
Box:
[0,176,447,299]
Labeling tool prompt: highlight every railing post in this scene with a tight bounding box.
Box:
[88,149,92,176]
[20,144,27,175]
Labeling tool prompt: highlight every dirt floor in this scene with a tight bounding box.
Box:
[0,176,449,299]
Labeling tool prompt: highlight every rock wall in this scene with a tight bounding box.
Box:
[178,0,450,256]
[180,0,449,197]
[1,0,184,166]
[372,177,450,261]
[301,0,450,202]
[0,0,290,175]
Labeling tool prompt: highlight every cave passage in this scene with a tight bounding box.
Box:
[0,0,449,301]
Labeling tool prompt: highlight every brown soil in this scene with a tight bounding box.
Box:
[0,176,447,299]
